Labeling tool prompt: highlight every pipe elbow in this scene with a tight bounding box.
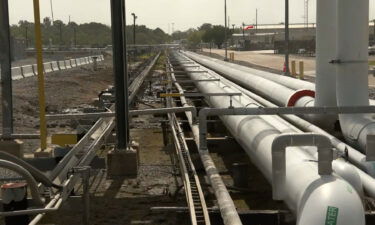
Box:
[297,177,365,225]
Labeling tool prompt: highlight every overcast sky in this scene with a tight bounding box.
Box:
[8,0,375,33]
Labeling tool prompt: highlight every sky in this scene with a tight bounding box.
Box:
[8,0,375,33]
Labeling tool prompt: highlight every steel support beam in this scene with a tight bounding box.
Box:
[0,0,13,136]
[110,0,129,150]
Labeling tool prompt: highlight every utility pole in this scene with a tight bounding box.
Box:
[131,13,137,62]
[285,0,290,76]
[59,23,62,46]
[25,25,28,48]
[73,27,77,48]
[50,0,54,23]
[0,0,14,136]
[256,9,258,32]
[224,0,228,61]
[131,13,137,45]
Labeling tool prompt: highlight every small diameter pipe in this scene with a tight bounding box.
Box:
[28,194,63,225]
[0,159,44,206]
[46,107,197,122]
[168,58,243,225]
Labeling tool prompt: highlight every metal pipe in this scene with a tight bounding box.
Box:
[335,0,373,151]
[0,0,13,135]
[198,106,375,151]
[185,52,315,91]
[167,59,243,225]
[271,133,332,200]
[28,195,63,225]
[315,0,337,108]
[0,134,40,139]
[174,52,365,224]
[0,160,44,206]
[110,0,128,150]
[46,107,197,122]
[181,51,315,108]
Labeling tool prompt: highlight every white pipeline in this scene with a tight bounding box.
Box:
[174,52,365,225]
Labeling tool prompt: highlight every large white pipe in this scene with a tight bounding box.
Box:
[182,51,315,108]
[315,0,337,108]
[336,0,373,150]
[185,51,315,91]
[174,52,365,224]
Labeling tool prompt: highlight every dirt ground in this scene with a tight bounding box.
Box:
[0,55,114,152]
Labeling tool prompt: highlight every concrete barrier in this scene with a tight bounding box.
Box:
[11,67,23,80]
[21,65,34,77]
[32,64,37,75]
[70,59,77,67]
[65,60,72,69]
[43,62,53,73]
[51,61,59,72]
[58,60,66,70]
[10,55,101,81]
[77,58,84,65]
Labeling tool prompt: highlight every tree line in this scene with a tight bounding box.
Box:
[10,19,233,49]
[11,18,171,48]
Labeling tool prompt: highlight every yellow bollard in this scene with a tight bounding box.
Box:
[33,0,47,150]
[299,61,305,80]
[291,61,297,77]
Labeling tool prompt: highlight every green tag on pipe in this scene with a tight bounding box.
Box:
[325,206,339,225]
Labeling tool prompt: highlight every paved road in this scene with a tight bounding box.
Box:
[203,48,316,72]
[202,48,375,85]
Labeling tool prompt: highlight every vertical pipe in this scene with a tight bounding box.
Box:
[315,0,337,108]
[33,0,48,150]
[0,0,13,136]
[336,0,370,149]
[110,0,128,150]
[284,0,290,75]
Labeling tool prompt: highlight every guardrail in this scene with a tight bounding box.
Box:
[10,55,104,80]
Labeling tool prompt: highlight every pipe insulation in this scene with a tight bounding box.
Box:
[181,51,315,108]
[336,0,373,150]
[173,52,365,225]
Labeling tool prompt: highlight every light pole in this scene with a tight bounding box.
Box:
[224,0,228,61]
[284,0,290,76]
[131,13,137,62]
[131,13,137,45]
